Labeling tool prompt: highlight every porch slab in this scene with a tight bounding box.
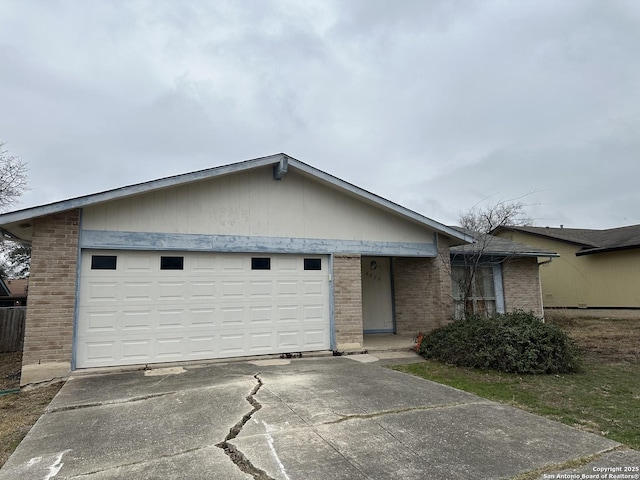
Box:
[363,334,416,352]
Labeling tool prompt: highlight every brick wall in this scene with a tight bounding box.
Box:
[502,257,544,316]
[393,236,454,335]
[333,254,363,349]
[21,209,80,383]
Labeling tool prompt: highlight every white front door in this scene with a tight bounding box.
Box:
[76,250,330,368]
[361,256,394,333]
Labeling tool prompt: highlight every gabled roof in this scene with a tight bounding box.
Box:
[0,153,473,245]
[494,225,640,256]
[450,227,558,258]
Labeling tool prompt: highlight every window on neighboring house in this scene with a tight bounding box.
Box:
[452,266,496,319]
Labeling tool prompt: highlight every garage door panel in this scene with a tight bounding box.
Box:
[190,308,216,326]
[220,257,244,271]
[122,282,153,302]
[276,305,299,322]
[188,336,216,355]
[189,281,216,299]
[249,332,274,352]
[303,304,325,321]
[304,330,327,347]
[157,309,186,328]
[277,331,301,348]
[156,338,185,358]
[222,281,244,297]
[249,306,273,324]
[221,307,245,325]
[277,281,298,296]
[84,311,119,332]
[121,310,153,330]
[219,334,245,354]
[122,340,152,361]
[77,251,330,368]
[249,280,273,297]
[87,282,119,302]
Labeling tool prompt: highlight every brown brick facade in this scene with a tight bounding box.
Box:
[333,254,363,349]
[21,209,80,384]
[392,237,454,335]
[502,257,544,317]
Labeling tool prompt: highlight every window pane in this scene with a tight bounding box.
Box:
[91,255,117,270]
[161,256,184,270]
[304,258,322,270]
[453,300,465,320]
[451,266,469,299]
[251,257,271,270]
[474,267,495,298]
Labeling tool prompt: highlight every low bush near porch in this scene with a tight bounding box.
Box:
[418,310,580,374]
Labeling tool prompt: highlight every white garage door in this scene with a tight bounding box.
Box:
[76,250,330,368]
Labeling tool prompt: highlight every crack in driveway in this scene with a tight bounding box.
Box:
[322,401,488,425]
[216,374,275,480]
[45,391,176,413]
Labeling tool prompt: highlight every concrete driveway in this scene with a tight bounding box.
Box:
[1,353,637,480]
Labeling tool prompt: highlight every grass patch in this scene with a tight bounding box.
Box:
[394,317,640,450]
[0,383,63,467]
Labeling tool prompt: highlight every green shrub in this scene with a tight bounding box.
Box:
[418,310,581,374]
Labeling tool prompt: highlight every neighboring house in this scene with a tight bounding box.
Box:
[449,228,558,319]
[0,154,477,385]
[493,225,640,315]
[0,278,28,307]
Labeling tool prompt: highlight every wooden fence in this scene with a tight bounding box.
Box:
[0,307,26,352]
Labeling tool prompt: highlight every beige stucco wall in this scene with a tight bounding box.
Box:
[497,231,640,308]
[82,167,435,244]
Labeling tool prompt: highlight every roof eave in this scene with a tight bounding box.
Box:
[0,153,473,244]
[576,244,640,256]
[287,158,473,244]
[0,153,286,225]
[493,226,593,247]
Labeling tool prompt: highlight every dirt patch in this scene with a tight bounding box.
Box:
[0,383,63,467]
[0,352,22,391]
[0,351,65,468]
[548,316,640,363]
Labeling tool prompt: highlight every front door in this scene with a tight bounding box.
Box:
[361,256,394,333]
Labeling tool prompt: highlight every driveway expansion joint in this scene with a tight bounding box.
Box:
[216,373,275,480]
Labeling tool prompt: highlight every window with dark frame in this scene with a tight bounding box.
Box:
[91,255,117,270]
[160,256,184,270]
[251,257,271,270]
[304,258,322,270]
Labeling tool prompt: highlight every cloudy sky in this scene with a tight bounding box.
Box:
[1,0,638,229]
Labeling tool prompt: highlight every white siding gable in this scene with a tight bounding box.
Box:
[82,166,435,245]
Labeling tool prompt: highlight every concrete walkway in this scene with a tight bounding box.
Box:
[1,353,637,479]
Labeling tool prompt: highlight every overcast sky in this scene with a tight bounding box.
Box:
[1,0,639,229]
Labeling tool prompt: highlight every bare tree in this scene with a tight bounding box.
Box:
[0,143,30,278]
[449,200,534,319]
[459,199,532,234]
[0,143,28,211]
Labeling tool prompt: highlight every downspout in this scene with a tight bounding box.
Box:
[537,256,554,321]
